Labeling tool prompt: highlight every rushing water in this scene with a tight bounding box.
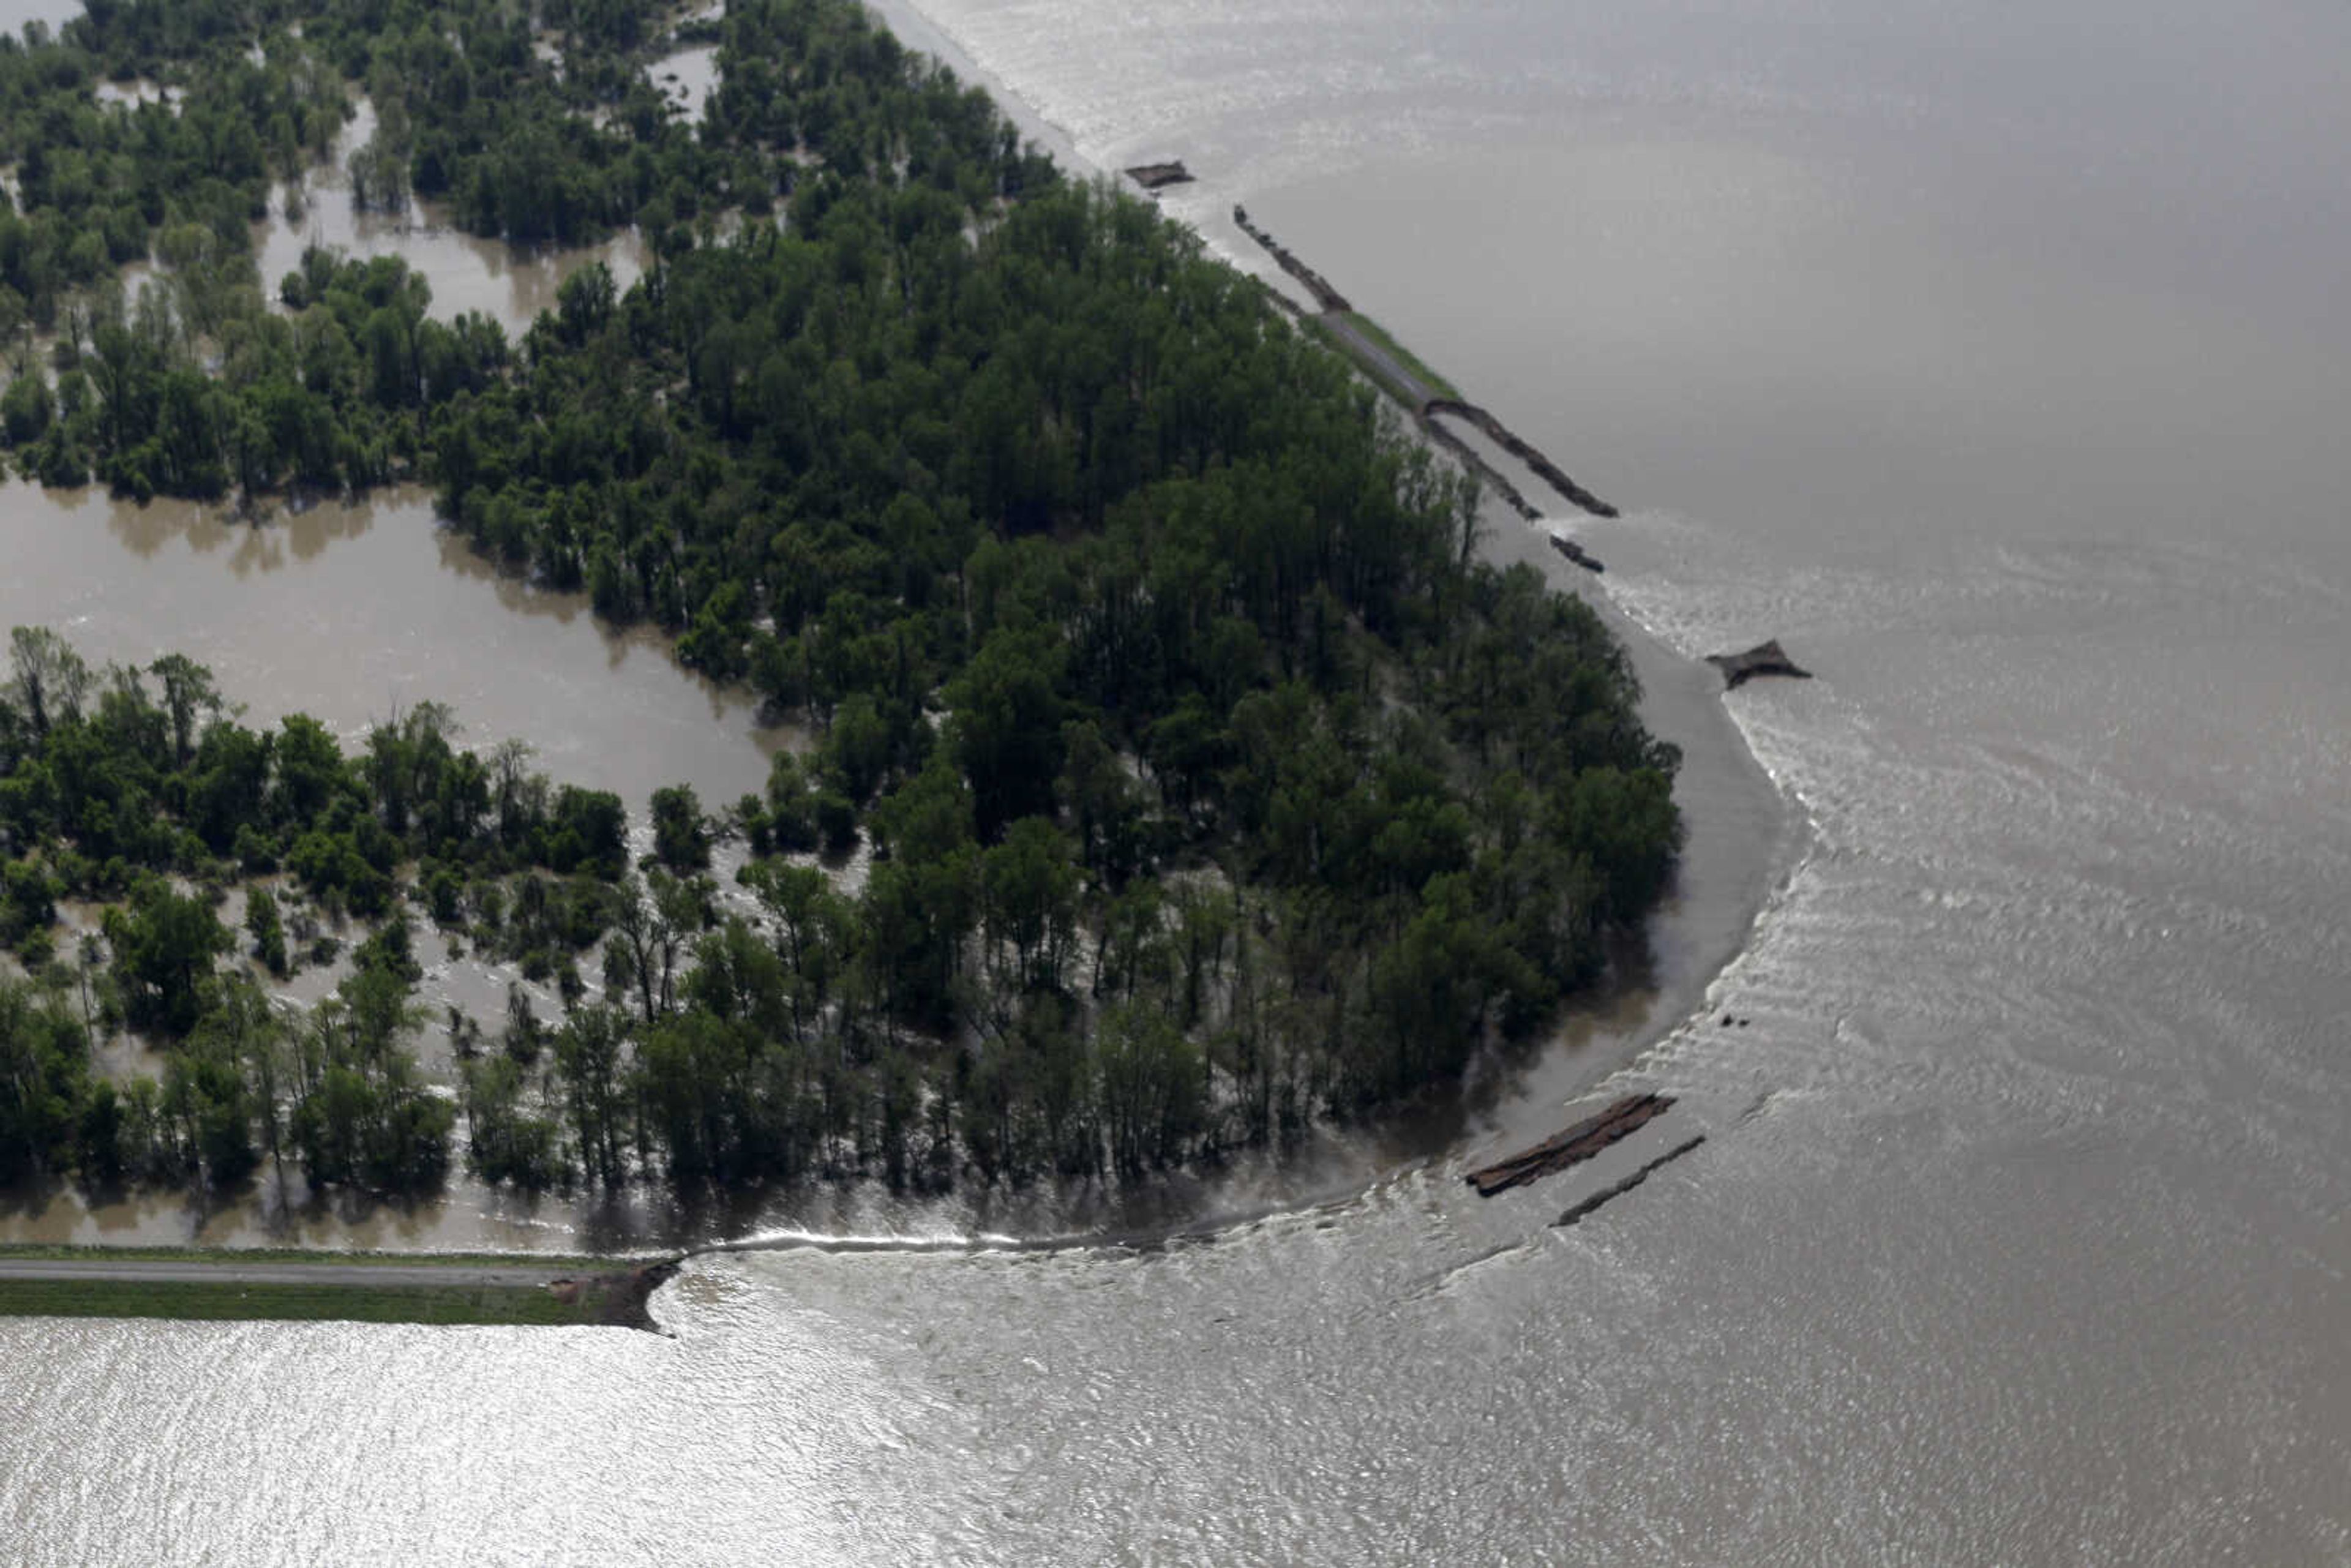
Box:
[10,0,2351,1560]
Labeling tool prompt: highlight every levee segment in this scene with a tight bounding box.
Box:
[1231,206,1617,521]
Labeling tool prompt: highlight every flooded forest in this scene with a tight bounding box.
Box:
[0,0,1679,1221]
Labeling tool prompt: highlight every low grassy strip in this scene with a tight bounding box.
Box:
[1303,317,1418,408]
[0,1275,604,1326]
[0,1242,610,1270]
[1338,311,1462,401]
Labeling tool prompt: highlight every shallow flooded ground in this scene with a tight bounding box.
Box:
[0,461,797,1255]
[647,43,721,127]
[257,97,650,340]
[0,479,782,806]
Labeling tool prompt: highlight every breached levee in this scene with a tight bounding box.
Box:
[1422,398,1619,519]
[1229,204,1618,522]
[549,1259,683,1332]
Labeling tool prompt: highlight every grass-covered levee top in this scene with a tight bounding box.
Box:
[0,0,1681,1199]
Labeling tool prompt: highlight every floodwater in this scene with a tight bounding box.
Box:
[0,0,77,36]
[259,98,650,341]
[0,474,787,1253]
[10,0,2351,1561]
[648,43,722,127]
[0,481,779,806]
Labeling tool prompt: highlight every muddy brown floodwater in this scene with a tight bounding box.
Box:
[17,0,2351,1559]
[647,43,721,127]
[255,97,650,340]
[0,36,792,1257]
[0,479,784,806]
[0,468,800,1251]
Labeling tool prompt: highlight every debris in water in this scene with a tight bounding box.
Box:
[1706,639,1813,689]
[1125,161,1195,192]
[1465,1093,1674,1197]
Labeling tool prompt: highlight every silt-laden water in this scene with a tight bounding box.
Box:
[8,0,2351,1559]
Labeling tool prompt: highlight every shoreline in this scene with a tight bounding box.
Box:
[0,0,1803,1279]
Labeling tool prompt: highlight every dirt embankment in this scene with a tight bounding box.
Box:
[549,1259,682,1331]
[1226,204,1618,523]
[1554,1135,1708,1228]
[1231,204,1353,313]
[1466,1093,1675,1196]
[1423,399,1618,519]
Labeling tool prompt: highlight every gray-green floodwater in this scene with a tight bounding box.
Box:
[9,0,2351,1560]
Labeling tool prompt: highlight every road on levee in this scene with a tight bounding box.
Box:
[0,1257,568,1289]
[1319,312,1434,410]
